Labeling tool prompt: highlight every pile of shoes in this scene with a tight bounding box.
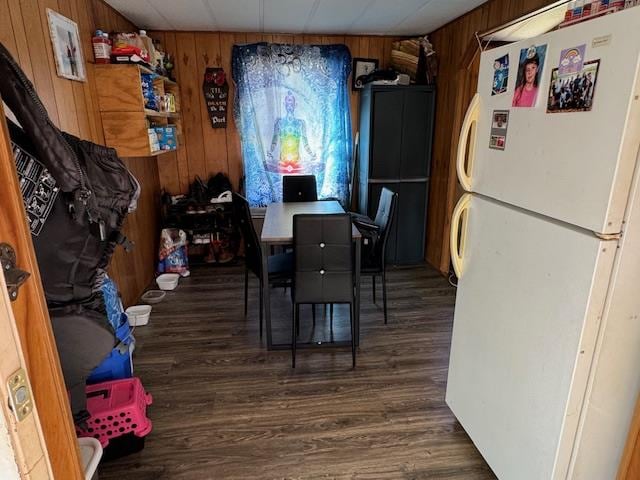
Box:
[161,173,240,265]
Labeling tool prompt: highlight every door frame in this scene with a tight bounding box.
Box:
[0,260,52,478]
[618,394,640,478]
[0,101,84,478]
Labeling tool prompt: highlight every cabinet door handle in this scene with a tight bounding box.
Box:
[456,93,480,192]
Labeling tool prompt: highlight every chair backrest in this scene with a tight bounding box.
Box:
[283,175,318,202]
[349,132,359,209]
[293,214,353,304]
[373,187,398,263]
[232,192,262,277]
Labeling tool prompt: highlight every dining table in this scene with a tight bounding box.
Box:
[260,200,362,350]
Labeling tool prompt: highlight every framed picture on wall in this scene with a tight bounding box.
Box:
[46,9,86,82]
[352,58,379,90]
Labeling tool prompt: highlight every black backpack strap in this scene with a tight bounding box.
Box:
[113,231,134,252]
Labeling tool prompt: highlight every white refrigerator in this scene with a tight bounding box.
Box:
[446,6,640,480]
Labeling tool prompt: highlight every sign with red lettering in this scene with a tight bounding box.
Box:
[203,67,229,128]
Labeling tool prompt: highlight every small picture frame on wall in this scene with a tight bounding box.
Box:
[46,9,86,82]
[352,58,379,90]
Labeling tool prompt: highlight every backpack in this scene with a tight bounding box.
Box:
[1,41,138,416]
[0,42,139,306]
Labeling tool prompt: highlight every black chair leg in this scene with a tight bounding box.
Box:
[259,279,264,338]
[243,266,249,316]
[372,275,376,304]
[292,304,298,368]
[350,303,356,368]
[382,270,388,325]
[330,303,334,322]
[312,304,316,326]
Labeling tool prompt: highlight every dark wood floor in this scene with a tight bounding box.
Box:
[99,264,495,480]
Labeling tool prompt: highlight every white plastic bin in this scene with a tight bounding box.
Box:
[125,305,152,326]
[156,273,180,290]
[78,437,102,480]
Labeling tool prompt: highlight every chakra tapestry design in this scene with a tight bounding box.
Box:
[232,43,352,206]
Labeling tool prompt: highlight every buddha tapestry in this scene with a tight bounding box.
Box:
[232,43,352,206]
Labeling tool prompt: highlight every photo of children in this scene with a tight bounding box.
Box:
[492,54,509,96]
[512,44,547,108]
[489,110,509,151]
[547,60,599,113]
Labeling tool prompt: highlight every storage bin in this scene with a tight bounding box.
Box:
[78,437,102,480]
[77,377,153,452]
[140,289,166,304]
[87,322,134,384]
[156,273,179,290]
[125,305,152,326]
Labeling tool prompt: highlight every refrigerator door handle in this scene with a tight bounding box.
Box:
[450,193,472,278]
[456,93,480,191]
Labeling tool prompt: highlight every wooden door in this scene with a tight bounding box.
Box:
[0,102,84,478]
[619,394,640,479]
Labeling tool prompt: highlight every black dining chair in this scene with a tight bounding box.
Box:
[291,213,356,368]
[354,188,398,325]
[232,192,293,337]
[283,175,318,202]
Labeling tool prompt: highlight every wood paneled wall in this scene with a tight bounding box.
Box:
[0,0,160,305]
[149,31,398,194]
[425,0,551,272]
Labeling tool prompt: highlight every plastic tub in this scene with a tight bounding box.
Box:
[156,273,179,290]
[78,437,102,480]
[125,305,152,326]
[140,289,166,304]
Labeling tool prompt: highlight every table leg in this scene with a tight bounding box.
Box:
[355,237,361,347]
[261,242,272,349]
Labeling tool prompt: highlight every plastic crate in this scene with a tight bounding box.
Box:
[77,377,153,449]
[87,321,134,385]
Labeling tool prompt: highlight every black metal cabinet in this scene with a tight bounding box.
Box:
[357,84,435,264]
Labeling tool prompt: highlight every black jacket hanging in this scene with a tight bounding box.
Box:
[0,41,139,306]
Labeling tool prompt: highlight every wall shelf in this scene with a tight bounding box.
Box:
[95,64,182,157]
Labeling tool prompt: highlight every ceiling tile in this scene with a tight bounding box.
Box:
[104,0,172,30]
[207,0,261,32]
[261,0,316,33]
[151,0,216,30]
[393,0,486,35]
[105,0,488,35]
[306,0,373,34]
[350,0,428,34]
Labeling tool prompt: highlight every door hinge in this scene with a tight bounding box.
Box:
[0,243,30,301]
[7,368,33,422]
